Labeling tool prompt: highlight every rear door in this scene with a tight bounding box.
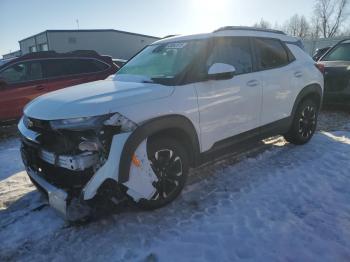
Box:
[253,37,297,126]
[0,60,47,121]
[42,58,111,92]
[320,43,350,104]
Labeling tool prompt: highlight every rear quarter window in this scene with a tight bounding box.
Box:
[254,38,290,70]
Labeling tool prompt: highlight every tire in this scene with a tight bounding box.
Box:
[284,99,318,145]
[137,137,189,210]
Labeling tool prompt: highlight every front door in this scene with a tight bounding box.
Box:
[195,37,262,151]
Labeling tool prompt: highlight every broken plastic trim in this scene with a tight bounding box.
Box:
[104,113,138,132]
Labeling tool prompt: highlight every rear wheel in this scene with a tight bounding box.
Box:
[138,137,189,210]
[284,99,318,145]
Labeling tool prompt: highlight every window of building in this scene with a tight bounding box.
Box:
[254,38,289,70]
[29,45,37,53]
[68,37,77,44]
[39,43,48,51]
[207,37,253,75]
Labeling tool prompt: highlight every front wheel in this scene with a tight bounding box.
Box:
[284,99,318,145]
[137,137,189,210]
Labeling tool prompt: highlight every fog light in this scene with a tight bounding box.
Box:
[79,141,99,152]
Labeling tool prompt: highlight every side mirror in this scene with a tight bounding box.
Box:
[0,78,7,90]
[207,63,236,80]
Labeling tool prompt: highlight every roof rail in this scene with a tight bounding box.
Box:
[214,26,286,35]
[19,50,102,60]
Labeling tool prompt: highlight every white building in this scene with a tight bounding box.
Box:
[3,29,160,59]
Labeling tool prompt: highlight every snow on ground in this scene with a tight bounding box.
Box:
[1,111,350,261]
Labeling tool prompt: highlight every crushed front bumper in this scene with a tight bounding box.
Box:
[27,168,68,217]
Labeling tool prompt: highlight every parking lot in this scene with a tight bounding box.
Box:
[0,108,349,261]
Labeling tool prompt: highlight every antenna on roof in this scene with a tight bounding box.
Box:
[76,19,80,30]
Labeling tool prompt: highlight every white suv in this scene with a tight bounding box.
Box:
[19,27,324,220]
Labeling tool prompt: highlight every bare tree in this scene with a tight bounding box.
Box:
[253,18,272,29]
[284,14,310,38]
[313,0,349,38]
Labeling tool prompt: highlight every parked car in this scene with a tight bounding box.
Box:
[313,46,331,61]
[19,27,323,220]
[317,39,350,105]
[0,50,118,124]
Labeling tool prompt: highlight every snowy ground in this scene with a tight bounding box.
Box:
[0,110,350,262]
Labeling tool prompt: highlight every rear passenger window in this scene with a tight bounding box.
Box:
[255,38,289,70]
[207,37,253,75]
[43,58,109,78]
[66,59,109,75]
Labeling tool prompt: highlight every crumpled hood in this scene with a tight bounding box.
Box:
[24,79,174,120]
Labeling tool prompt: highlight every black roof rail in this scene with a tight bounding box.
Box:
[67,50,100,56]
[19,50,103,60]
[20,51,58,59]
[214,26,286,35]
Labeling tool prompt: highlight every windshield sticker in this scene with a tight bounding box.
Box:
[166,43,187,49]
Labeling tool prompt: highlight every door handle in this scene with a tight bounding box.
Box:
[294,71,303,78]
[247,80,259,87]
[35,85,45,90]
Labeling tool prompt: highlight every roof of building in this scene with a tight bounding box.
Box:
[19,29,160,43]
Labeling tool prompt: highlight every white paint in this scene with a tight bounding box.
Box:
[83,133,131,200]
[123,139,158,201]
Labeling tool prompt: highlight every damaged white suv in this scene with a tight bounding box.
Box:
[19,27,324,220]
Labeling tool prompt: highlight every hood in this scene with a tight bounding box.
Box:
[24,79,174,120]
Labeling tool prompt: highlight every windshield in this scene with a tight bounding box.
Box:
[115,40,208,84]
[322,43,350,61]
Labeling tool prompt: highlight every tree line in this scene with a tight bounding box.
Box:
[253,0,350,39]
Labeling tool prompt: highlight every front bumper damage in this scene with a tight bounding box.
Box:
[18,116,158,221]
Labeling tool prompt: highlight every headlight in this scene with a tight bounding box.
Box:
[50,115,109,130]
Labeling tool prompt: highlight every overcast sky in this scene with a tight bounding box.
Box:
[0,0,316,56]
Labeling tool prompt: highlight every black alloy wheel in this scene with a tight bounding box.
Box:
[137,137,189,210]
[284,99,318,145]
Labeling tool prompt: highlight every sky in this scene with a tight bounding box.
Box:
[0,0,316,56]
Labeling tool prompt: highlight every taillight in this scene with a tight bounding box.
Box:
[315,63,325,74]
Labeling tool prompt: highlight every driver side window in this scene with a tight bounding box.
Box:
[207,37,253,75]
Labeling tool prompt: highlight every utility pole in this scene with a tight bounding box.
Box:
[76,19,80,30]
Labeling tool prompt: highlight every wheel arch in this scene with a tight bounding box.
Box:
[291,83,323,119]
[118,114,201,183]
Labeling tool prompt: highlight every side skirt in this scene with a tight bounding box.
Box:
[199,117,291,165]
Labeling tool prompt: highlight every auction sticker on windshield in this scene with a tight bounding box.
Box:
[166,43,187,49]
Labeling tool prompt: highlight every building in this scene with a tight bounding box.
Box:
[3,29,160,59]
[2,50,22,59]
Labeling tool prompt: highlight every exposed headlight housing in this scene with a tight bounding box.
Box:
[104,112,137,132]
[49,113,137,132]
[50,115,109,130]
